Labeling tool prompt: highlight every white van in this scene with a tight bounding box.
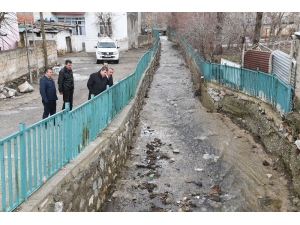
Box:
[94,38,120,64]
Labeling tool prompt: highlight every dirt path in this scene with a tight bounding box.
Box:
[101,36,299,212]
[0,46,150,139]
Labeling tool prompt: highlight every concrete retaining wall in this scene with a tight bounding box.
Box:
[0,40,57,84]
[138,34,153,47]
[168,31,300,197]
[16,41,161,212]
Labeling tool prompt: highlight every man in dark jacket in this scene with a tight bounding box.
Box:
[39,68,58,119]
[58,59,74,110]
[107,68,114,86]
[87,66,112,100]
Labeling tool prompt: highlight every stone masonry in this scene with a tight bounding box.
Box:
[0,40,57,84]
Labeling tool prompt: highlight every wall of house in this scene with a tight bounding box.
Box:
[0,40,57,84]
[84,12,99,52]
[71,36,83,52]
[126,12,139,49]
[26,31,74,54]
[0,12,19,51]
[112,12,128,51]
[56,30,72,53]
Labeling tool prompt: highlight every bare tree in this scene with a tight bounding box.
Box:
[94,12,113,37]
[0,12,19,50]
[40,12,48,69]
[215,12,224,55]
[252,12,264,47]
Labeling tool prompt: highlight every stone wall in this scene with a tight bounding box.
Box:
[168,31,300,197]
[0,40,57,84]
[16,41,161,212]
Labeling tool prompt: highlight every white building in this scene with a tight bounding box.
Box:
[33,12,141,52]
[20,21,83,54]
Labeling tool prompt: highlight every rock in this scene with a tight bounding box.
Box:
[15,91,23,96]
[165,198,172,204]
[0,84,4,92]
[185,179,192,183]
[266,174,272,179]
[154,138,161,143]
[0,93,6,99]
[4,87,16,94]
[146,143,155,150]
[252,144,257,148]
[178,208,184,212]
[55,201,63,212]
[295,140,300,149]
[193,181,202,187]
[194,168,204,172]
[210,194,221,202]
[213,96,221,102]
[287,134,294,142]
[173,150,180,154]
[169,158,175,163]
[292,197,300,206]
[285,125,292,133]
[220,90,226,96]
[18,81,34,93]
[53,195,61,202]
[279,124,284,132]
[209,185,221,195]
[263,160,270,166]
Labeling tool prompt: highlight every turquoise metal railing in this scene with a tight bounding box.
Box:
[167,27,292,113]
[0,36,159,212]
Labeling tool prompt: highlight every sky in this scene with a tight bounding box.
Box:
[3,0,299,13]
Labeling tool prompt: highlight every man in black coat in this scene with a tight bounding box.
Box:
[87,66,112,100]
[107,67,114,86]
[39,68,58,119]
[58,59,74,110]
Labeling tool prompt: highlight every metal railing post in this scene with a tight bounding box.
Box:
[106,85,111,122]
[19,123,27,200]
[91,94,95,139]
[65,103,71,162]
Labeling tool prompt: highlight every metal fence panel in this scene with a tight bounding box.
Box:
[168,28,292,113]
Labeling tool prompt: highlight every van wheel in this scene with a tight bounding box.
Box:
[116,59,119,64]
[97,60,101,64]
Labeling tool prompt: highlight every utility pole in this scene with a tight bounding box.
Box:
[40,12,48,69]
[23,12,32,83]
[30,13,39,82]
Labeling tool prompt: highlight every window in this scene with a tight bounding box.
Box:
[58,16,85,35]
[98,42,116,48]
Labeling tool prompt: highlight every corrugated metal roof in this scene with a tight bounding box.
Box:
[244,50,271,73]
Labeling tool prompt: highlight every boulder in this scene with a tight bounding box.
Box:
[18,81,34,93]
[0,93,6,99]
[0,84,4,92]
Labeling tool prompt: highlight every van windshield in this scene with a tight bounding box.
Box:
[98,42,116,48]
